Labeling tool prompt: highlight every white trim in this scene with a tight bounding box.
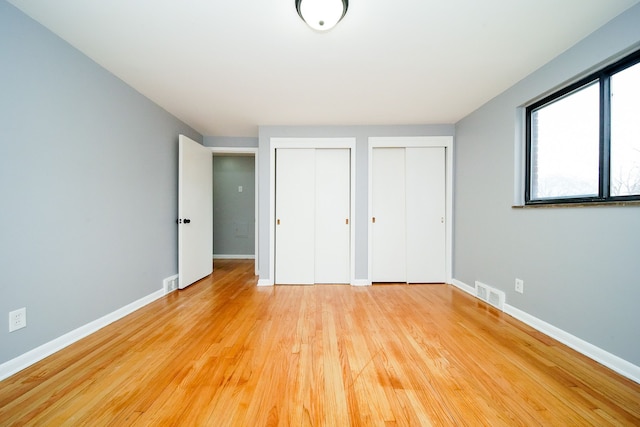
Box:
[452,278,640,385]
[213,254,255,260]
[210,147,257,155]
[257,278,274,287]
[504,304,640,384]
[351,279,372,287]
[369,136,453,148]
[0,289,165,382]
[269,138,357,286]
[451,278,476,296]
[209,147,259,276]
[367,136,454,284]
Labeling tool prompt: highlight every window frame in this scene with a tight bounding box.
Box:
[525,49,640,205]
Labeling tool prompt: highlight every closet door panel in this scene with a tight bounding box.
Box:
[406,147,446,283]
[315,149,350,283]
[372,147,406,282]
[275,148,315,284]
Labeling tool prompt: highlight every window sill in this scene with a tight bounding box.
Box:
[512,200,640,209]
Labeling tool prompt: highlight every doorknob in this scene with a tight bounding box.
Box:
[277,219,280,225]
[372,217,376,223]
[346,218,349,225]
[184,219,191,224]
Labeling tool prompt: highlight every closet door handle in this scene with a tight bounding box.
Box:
[346,218,349,225]
[372,217,376,223]
[277,219,281,225]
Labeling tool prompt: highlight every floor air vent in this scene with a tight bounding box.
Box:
[163,275,179,294]
[476,283,488,301]
[475,281,505,311]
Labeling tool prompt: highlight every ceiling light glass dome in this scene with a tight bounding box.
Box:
[295,0,348,32]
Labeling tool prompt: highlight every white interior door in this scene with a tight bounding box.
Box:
[406,147,446,283]
[275,149,315,284]
[372,148,406,282]
[178,135,213,289]
[315,149,350,283]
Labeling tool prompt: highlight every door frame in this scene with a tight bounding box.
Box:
[269,138,357,286]
[210,147,259,276]
[368,136,454,284]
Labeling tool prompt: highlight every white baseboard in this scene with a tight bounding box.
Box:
[451,278,476,296]
[452,278,640,385]
[213,254,255,260]
[257,278,274,286]
[504,304,640,384]
[0,289,165,382]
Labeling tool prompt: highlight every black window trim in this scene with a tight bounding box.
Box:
[525,48,640,205]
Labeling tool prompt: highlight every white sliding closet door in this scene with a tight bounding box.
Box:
[275,149,315,284]
[315,149,350,283]
[406,147,446,283]
[372,148,407,282]
[275,148,350,285]
[371,146,446,283]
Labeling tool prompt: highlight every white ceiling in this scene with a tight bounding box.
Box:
[8,0,640,137]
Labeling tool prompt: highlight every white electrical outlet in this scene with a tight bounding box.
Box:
[9,307,27,332]
[515,278,524,294]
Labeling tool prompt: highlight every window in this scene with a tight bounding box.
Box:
[526,49,640,204]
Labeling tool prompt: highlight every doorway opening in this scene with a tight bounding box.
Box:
[210,147,258,276]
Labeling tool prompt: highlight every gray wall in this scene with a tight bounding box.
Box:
[213,156,255,256]
[257,125,455,281]
[0,2,201,365]
[453,5,640,365]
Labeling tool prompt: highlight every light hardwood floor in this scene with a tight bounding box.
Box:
[1,259,639,426]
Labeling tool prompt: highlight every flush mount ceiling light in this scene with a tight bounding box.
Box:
[295,0,349,32]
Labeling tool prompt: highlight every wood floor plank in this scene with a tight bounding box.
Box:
[1,259,639,426]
